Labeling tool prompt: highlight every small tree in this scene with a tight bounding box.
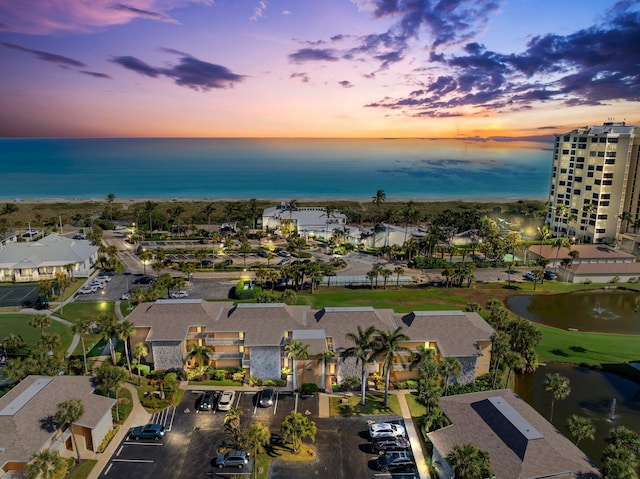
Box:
[54,399,84,463]
[95,362,128,422]
[544,373,571,422]
[186,343,213,377]
[567,415,595,446]
[29,314,51,337]
[281,411,317,453]
[132,342,148,385]
[25,449,62,479]
[72,319,91,375]
[238,422,270,478]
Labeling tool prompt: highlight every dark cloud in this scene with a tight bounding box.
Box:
[111,51,245,91]
[367,2,640,116]
[0,41,86,67]
[288,48,340,64]
[338,80,353,88]
[290,72,310,83]
[112,4,177,23]
[80,71,113,79]
[111,55,160,77]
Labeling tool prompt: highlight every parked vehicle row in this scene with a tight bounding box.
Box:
[367,422,416,473]
[77,274,111,295]
[194,390,237,412]
[523,270,558,281]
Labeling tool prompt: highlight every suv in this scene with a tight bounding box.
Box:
[196,392,215,411]
[218,391,235,411]
[376,451,415,472]
[130,423,165,440]
[368,422,406,439]
[371,436,411,454]
[544,270,558,280]
[215,450,249,469]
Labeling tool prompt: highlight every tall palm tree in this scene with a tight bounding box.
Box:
[341,325,379,406]
[55,399,84,463]
[552,236,570,272]
[537,224,551,264]
[372,189,386,219]
[239,422,270,479]
[71,319,91,375]
[439,357,462,396]
[25,449,61,479]
[98,313,118,366]
[554,203,569,236]
[284,340,309,391]
[544,373,571,422]
[115,320,135,379]
[186,343,213,376]
[567,414,595,446]
[224,406,243,445]
[393,266,404,289]
[375,327,410,406]
[132,342,148,385]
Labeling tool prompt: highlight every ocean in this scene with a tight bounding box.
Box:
[0,137,553,201]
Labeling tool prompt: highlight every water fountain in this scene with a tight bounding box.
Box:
[593,301,606,315]
[609,398,617,421]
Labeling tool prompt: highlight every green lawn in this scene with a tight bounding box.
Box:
[536,324,640,366]
[55,301,115,323]
[329,392,401,416]
[0,314,72,355]
[404,392,427,419]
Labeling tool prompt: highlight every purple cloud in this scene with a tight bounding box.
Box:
[288,48,340,64]
[1,41,86,67]
[80,71,113,79]
[112,4,179,23]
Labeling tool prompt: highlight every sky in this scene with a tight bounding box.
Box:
[0,0,638,139]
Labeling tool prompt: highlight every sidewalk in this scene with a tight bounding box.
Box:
[86,382,151,479]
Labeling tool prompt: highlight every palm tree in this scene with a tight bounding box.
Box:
[537,224,551,264]
[55,399,84,463]
[341,325,379,406]
[71,319,91,375]
[97,313,118,366]
[132,342,148,385]
[447,443,492,479]
[544,373,571,422]
[281,411,317,454]
[29,314,51,337]
[372,189,386,218]
[318,350,335,392]
[224,406,243,445]
[554,203,569,236]
[552,236,570,272]
[238,422,270,479]
[504,351,525,388]
[380,268,392,289]
[567,415,595,446]
[393,266,404,289]
[186,343,213,376]
[375,327,410,406]
[37,333,61,354]
[284,340,309,391]
[139,250,153,275]
[439,356,462,396]
[115,320,135,379]
[2,203,19,231]
[95,363,127,422]
[25,449,62,479]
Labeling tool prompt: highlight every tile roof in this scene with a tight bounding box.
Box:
[428,389,600,479]
[0,375,115,467]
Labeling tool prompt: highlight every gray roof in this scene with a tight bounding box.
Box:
[0,233,97,268]
[0,375,115,468]
[528,244,635,261]
[128,301,493,356]
[428,389,600,479]
[396,311,494,356]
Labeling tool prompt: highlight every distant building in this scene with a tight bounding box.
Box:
[0,233,98,282]
[127,300,494,389]
[546,121,640,244]
[260,204,355,242]
[428,389,600,479]
[527,244,640,283]
[0,376,115,477]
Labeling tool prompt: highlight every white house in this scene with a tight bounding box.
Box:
[260,204,350,241]
[0,233,98,282]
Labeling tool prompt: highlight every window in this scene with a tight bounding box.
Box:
[602,194,610,199]
[595,179,601,185]
[598,215,608,220]
[563,149,570,155]
[598,151,605,157]
[605,159,616,165]
[592,193,599,199]
[560,168,567,173]
[599,137,607,143]
[603,180,612,186]
[575,176,582,182]
[587,172,594,177]
[588,165,595,170]
[596,165,603,171]
[606,151,617,157]
[601,201,610,206]
[608,137,618,143]
[577,157,585,162]
[604,173,614,179]
[564,135,571,141]
[576,164,584,169]
[559,181,566,186]
[579,137,587,142]
[573,189,581,194]
[586,185,592,191]
[578,143,587,149]
[591,137,598,143]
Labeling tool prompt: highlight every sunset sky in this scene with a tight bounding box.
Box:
[0,0,638,139]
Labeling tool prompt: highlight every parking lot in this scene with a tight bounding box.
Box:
[99,389,418,479]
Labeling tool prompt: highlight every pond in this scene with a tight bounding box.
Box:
[515,362,640,466]
[506,289,640,333]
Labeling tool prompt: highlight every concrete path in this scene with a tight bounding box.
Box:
[392,391,430,479]
[86,382,151,479]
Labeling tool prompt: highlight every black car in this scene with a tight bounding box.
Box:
[195,392,215,411]
[376,451,415,472]
[134,276,155,285]
[259,388,275,407]
[371,436,411,454]
[544,270,558,280]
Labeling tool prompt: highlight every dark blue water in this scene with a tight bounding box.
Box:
[0,137,552,200]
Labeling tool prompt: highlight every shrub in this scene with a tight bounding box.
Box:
[249,376,263,387]
[332,383,340,393]
[234,280,262,299]
[340,375,361,391]
[232,371,245,382]
[405,380,418,389]
[301,383,319,395]
[214,369,226,381]
[609,276,620,284]
[97,426,120,453]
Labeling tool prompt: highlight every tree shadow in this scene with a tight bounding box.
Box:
[569,346,588,353]
[549,349,569,357]
[40,415,59,433]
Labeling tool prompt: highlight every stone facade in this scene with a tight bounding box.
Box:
[151,341,183,371]
[457,356,479,385]
[249,346,281,380]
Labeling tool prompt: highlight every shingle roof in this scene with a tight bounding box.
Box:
[528,244,635,261]
[396,311,494,356]
[428,389,600,479]
[0,375,115,468]
[568,262,640,275]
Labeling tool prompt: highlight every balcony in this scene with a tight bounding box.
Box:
[205,337,243,346]
[212,352,243,360]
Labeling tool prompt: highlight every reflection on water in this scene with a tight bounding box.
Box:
[506,290,640,333]
[515,363,640,465]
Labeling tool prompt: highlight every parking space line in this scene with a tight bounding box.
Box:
[112,459,155,463]
[123,442,164,446]
[293,393,298,413]
[167,406,177,432]
[116,446,123,456]
[273,392,279,415]
[253,392,259,415]
[103,464,113,475]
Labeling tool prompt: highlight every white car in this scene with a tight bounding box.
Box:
[78,286,98,294]
[170,291,189,298]
[368,422,406,439]
[218,391,235,411]
[120,293,130,301]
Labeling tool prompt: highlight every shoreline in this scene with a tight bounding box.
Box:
[4,196,547,205]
